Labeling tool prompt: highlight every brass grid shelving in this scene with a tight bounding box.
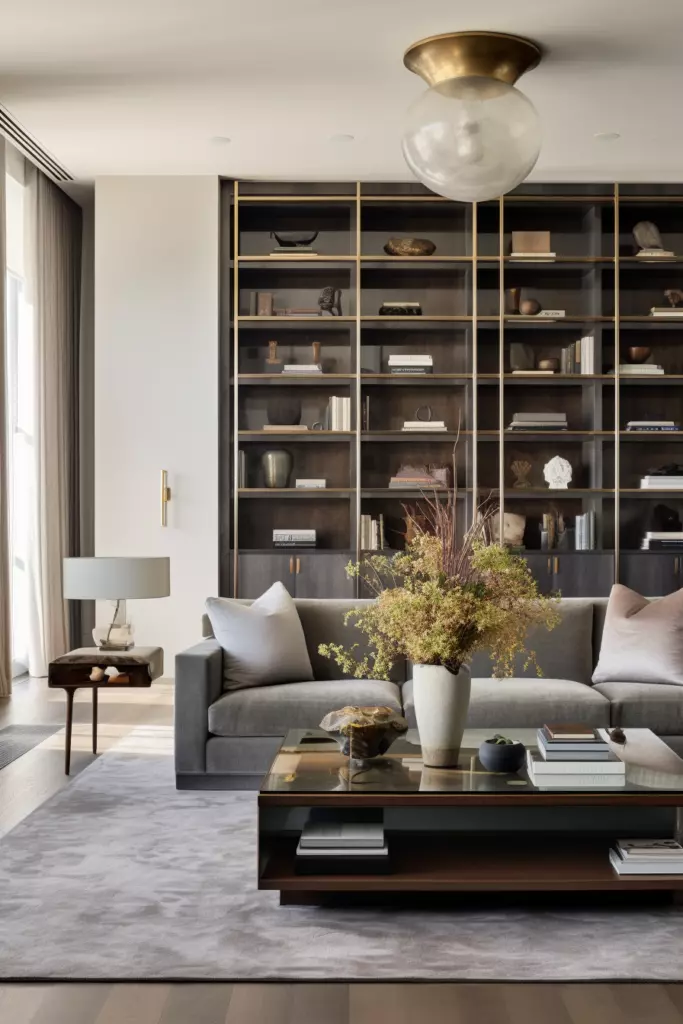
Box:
[228,181,683,598]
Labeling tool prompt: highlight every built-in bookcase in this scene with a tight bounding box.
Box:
[220,181,683,599]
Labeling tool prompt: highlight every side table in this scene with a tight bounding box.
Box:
[48,647,163,774]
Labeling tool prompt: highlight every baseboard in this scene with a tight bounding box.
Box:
[175,773,263,791]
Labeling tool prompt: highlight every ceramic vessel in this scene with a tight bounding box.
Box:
[265,397,301,426]
[478,737,526,773]
[261,450,292,488]
[626,346,652,364]
[412,663,471,767]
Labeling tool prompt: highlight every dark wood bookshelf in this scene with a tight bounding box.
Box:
[221,180,683,599]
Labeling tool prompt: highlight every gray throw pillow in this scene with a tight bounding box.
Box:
[592,584,683,685]
[206,583,313,691]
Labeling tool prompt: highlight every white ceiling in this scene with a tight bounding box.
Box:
[1,0,683,183]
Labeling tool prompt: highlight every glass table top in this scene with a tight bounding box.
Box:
[260,728,683,796]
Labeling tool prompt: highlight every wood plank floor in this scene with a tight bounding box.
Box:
[0,983,683,1023]
[2,679,682,1021]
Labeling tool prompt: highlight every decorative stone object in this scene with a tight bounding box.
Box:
[491,511,526,548]
[320,705,408,761]
[665,288,683,308]
[633,221,664,252]
[384,237,437,256]
[519,297,542,316]
[511,459,533,489]
[89,666,105,682]
[318,286,343,316]
[544,455,573,489]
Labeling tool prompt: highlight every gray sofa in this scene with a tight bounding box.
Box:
[174,597,683,789]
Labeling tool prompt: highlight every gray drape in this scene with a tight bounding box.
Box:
[0,140,10,696]
[25,166,82,668]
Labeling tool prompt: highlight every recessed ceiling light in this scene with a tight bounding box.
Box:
[329,133,354,143]
[594,132,621,141]
[210,136,232,145]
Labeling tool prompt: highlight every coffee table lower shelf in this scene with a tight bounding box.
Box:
[259,835,683,904]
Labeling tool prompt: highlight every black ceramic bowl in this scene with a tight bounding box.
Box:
[478,738,526,773]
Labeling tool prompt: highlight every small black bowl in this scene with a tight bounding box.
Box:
[478,738,526,773]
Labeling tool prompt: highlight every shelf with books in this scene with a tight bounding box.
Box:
[238,430,355,441]
[238,489,353,499]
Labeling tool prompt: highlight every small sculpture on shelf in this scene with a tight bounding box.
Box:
[543,455,572,490]
[318,286,343,316]
[511,459,533,489]
[520,297,542,316]
[384,237,436,256]
[665,289,683,308]
[505,287,521,314]
[270,230,319,252]
[319,705,409,762]
[633,222,674,259]
[266,340,282,368]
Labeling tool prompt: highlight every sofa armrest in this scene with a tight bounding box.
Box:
[174,639,223,774]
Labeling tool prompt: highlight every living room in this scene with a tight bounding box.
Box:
[4,1,683,1020]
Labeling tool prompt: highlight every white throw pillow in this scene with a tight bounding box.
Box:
[205,583,313,691]
[593,584,683,685]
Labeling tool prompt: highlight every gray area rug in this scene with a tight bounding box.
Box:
[0,724,62,770]
[1,751,683,981]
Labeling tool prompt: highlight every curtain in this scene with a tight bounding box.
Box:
[0,140,11,696]
[23,165,82,675]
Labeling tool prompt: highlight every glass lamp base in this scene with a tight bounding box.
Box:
[92,600,135,651]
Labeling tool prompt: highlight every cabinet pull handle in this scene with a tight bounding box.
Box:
[160,470,171,527]
[547,557,552,575]
[675,556,680,575]
[553,556,560,574]
[296,557,301,574]
[289,556,294,574]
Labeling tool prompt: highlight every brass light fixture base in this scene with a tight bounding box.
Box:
[404,30,542,88]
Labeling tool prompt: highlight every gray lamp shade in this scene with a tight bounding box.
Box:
[62,557,170,600]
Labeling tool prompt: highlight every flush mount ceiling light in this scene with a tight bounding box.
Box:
[402,30,543,202]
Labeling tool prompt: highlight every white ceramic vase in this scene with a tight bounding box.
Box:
[412,663,471,768]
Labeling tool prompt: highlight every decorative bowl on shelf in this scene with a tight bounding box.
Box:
[478,734,526,773]
[270,230,319,248]
[383,237,437,257]
[537,357,560,371]
[319,705,409,761]
[519,298,542,316]
[626,346,652,364]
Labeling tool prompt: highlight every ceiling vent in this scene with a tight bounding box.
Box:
[0,104,72,183]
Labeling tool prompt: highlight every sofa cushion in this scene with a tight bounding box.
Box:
[468,600,594,684]
[205,583,313,692]
[402,677,610,730]
[593,681,683,734]
[208,678,402,737]
[593,585,683,686]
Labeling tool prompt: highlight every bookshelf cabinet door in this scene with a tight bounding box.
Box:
[237,554,296,598]
[619,553,680,597]
[294,554,356,599]
[522,554,554,595]
[551,554,614,598]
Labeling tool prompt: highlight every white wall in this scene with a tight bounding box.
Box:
[95,177,219,668]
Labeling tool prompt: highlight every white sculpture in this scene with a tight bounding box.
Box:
[543,455,572,489]
[490,512,526,547]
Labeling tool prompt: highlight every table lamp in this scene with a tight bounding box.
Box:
[62,557,171,651]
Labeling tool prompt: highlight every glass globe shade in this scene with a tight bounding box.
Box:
[402,75,542,203]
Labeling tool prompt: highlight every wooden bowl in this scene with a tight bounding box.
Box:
[537,358,560,371]
[626,346,652,364]
[519,298,542,316]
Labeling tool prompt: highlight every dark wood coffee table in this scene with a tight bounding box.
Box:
[258,727,683,905]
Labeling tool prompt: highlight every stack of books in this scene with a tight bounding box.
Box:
[282,363,322,375]
[560,336,595,374]
[509,251,556,261]
[295,819,389,875]
[609,839,683,876]
[651,306,683,317]
[616,364,665,376]
[527,724,625,789]
[360,514,385,551]
[402,419,447,433]
[518,309,565,319]
[641,531,683,551]
[575,511,596,550]
[388,354,433,375]
[327,396,351,431]
[626,419,680,432]
[636,247,675,259]
[508,412,568,431]
[640,474,683,490]
[389,467,446,490]
[272,529,316,549]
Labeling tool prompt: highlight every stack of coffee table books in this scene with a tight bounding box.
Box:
[609,839,683,876]
[527,724,626,788]
[295,819,389,874]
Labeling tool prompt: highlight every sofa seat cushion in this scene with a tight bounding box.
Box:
[402,677,610,730]
[208,678,402,737]
[593,681,683,734]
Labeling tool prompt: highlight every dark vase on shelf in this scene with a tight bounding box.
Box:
[266,397,302,426]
